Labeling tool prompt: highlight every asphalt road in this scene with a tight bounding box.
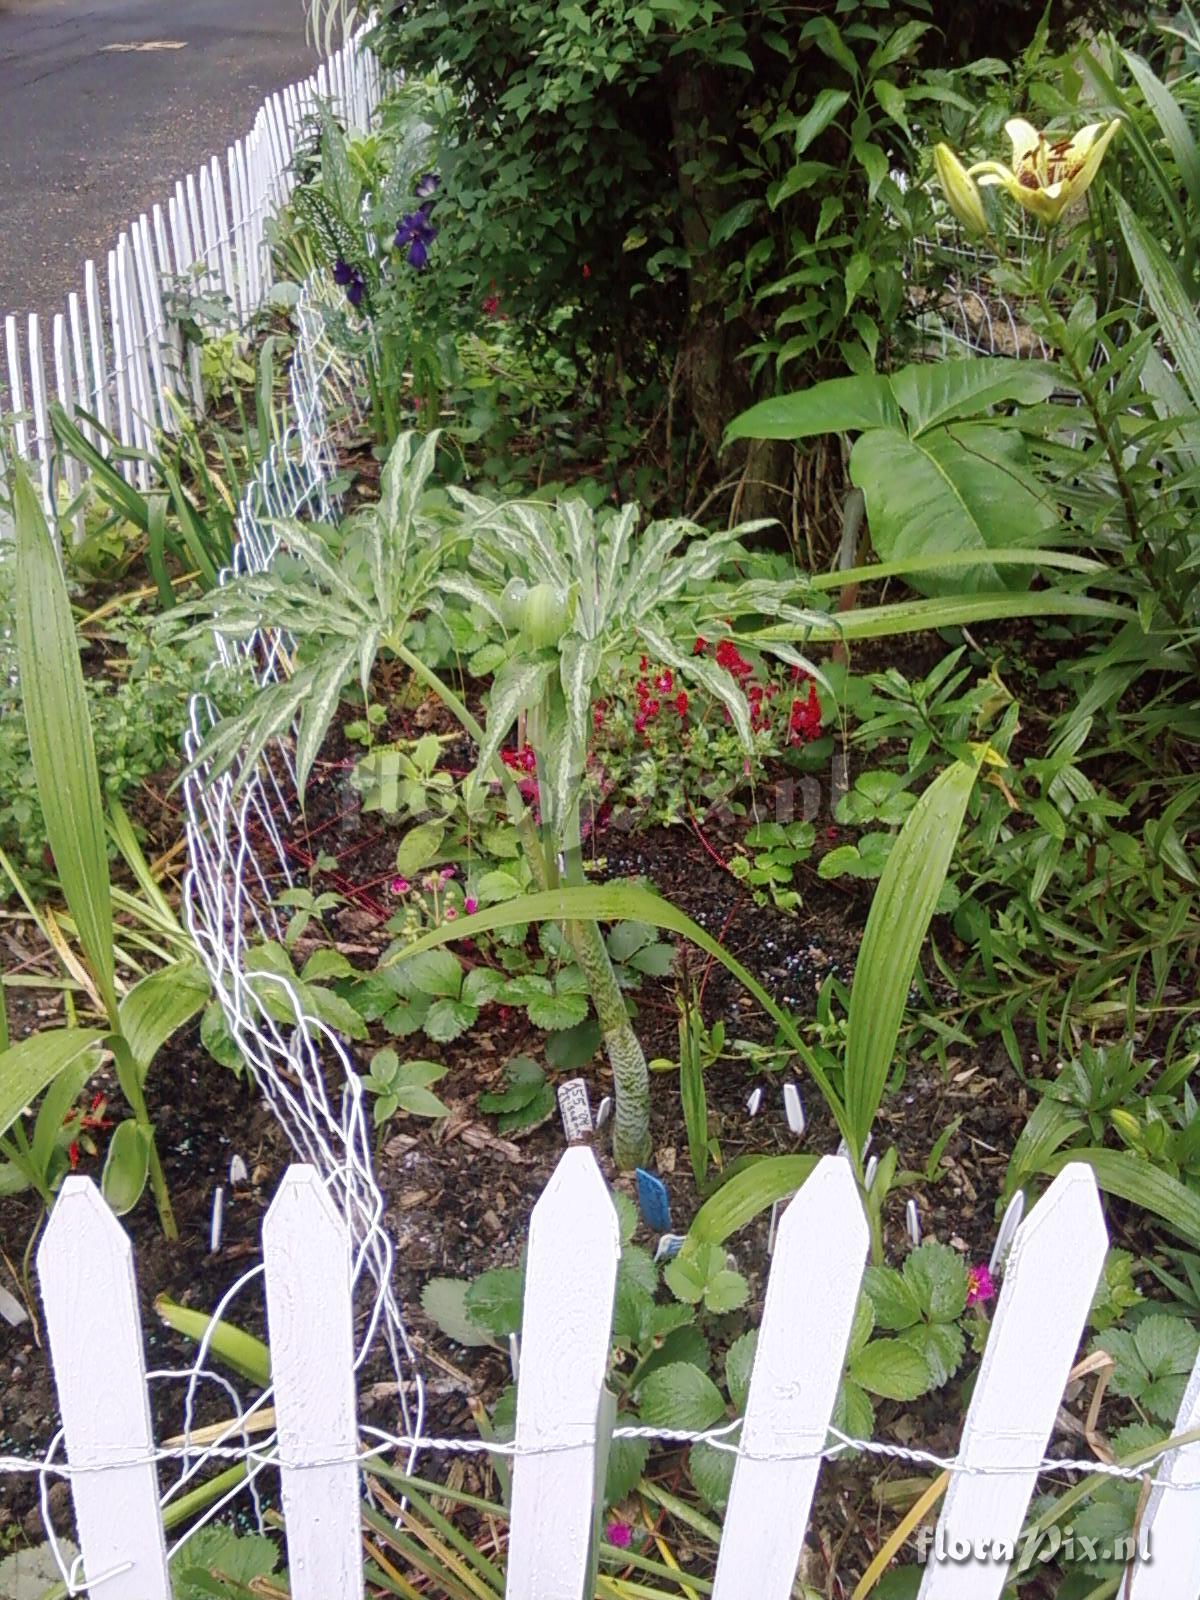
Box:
[0,0,319,319]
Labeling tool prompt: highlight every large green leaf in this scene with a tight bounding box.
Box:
[850,422,1059,594]
[0,1029,106,1141]
[844,755,982,1151]
[724,373,901,442]
[118,961,210,1082]
[13,466,117,1022]
[889,358,1059,435]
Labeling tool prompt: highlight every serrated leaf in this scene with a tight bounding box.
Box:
[688,1436,737,1510]
[903,1241,969,1322]
[899,1321,965,1388]
[705,1269,749,1313]
[863,1264,921,1330]
[466,1267,524,1337]
[726,1330,757,1414]
[421,1278,496,1347]
[604,1437,650,1507]
[849,1338,934,1401]
[423,998,478,1041]
[638,1362,727,1431]
[526,991,589,1030]
[546,1017,602,1070]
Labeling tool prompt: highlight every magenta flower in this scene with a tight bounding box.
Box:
[464,896,478,915]
[390,877,410,895]
[606,1522,633,1549]
[966,1264,996,1307]
[440,866,456,881]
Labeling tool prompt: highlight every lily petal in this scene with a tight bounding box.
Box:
[1005,118,1042,169]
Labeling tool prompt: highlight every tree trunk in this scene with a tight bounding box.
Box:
[668,65,791,527]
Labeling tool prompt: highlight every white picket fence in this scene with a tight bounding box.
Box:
[33,1150,1200,1599]
[0,25,381,540]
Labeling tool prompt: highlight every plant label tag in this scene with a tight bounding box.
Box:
[595,1096,613,1130]
[906,1197,921,1247]
[746,1086,763,1117]
[654,1233,686,1263]
[557,1079,593,1142]
[783,1082,805,1136]
[635,1168,671,1233]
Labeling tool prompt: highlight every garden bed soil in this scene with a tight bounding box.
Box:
[0,622,1176,1591]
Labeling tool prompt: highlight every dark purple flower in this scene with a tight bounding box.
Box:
[347,275,366,308]
[415,172,440,199]
[332,257,354,285]
[408,236,429,270]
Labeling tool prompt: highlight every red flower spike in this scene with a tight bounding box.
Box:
[674,691,689,716]
[655,670,673,693]
[692,638,706,655]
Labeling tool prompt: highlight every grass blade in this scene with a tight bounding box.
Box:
[13,463,118,1022]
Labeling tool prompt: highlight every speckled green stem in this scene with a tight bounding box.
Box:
[565,915,652,1170]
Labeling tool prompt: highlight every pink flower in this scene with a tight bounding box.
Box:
[464,896,478,915]
[482,293,500,315]
[444,905,458,920]
[440,866,456,881]
[606,1522,632,1549]
[390,877,411,895]
[655,670,673,693]
[966,1264,996,1307]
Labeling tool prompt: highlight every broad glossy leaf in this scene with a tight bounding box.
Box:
[850,422,1059,594]
[1039,1147,1200,1249]
[889,357,1058,435]
[102,1118,152,1215]
[725,374,901,442]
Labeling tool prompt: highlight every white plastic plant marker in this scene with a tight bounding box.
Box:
[595,1096,612,1130]
[864,1154,879,1191]
[209,1185,225,1253]
[557,1079,593,1143]
[506,1148,620,1600]
[988,1189,1025,1277]
[782,1082,805,1136]
[918,1164,1108,1600]
[653,1233,687,1264]
[38,1178,172,1600]
[263,1166,364,1600]
[906,1198,921,1246]
[713,1156,868,1600]
[746,1086,763,1117]
[229,1153,249,1186]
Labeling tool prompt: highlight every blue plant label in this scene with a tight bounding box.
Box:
[653,1233,686,1263]
[635,1168,671,1233]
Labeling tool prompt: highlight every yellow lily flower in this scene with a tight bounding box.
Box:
[968,117,1121,225]
[933,143,989,237]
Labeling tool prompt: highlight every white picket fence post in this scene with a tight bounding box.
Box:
[506,1147,621,1600]
[713,1154,868,1600]
[918,1163,1109,1599]
[38,1177,172,1600]
[29,1154,1200,1598]
[1128,1346,1200,1596]
[263,1164,365,1600]
[0,27,382,543]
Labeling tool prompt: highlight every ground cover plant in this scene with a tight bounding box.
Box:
[4,6,1200,1598]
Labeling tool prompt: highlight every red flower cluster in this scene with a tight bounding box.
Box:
[788,682,821,744]
[629,664,689,734]
[715,638,754,680]
[747,679,780,733]
[482,294,500,316]
[500,745,537,772]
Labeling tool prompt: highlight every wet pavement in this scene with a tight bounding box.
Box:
[0,0,318,319]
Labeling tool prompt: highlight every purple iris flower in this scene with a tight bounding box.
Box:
[332,257,354,285]
[394,205,437,270]
[346,275,366,307]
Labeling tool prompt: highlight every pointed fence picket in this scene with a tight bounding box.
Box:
[32,1151,1200,1600]
[0,25,381,545]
